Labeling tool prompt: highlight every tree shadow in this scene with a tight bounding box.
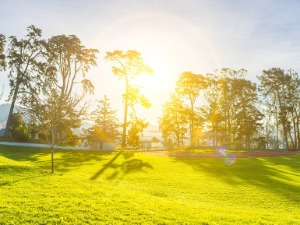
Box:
[51,150,114,172]
[0,145,117,172]
[0,145,48,162]
[172,155,300,204]
[90,151,153,181]
[0,165,47,187]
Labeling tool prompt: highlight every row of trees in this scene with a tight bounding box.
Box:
[1,25,300,166]
[159,68,300,151]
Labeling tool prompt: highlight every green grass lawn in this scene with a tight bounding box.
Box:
[0,146,299,224]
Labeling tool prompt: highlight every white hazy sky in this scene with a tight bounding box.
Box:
[1,0,300,126]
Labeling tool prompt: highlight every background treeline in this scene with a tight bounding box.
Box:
[1,25,300,152]
[159,68,300,151]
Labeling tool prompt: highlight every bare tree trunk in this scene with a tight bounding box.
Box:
[190,102,194,147]
[122,76,129,148]
[265,123,269,149]
[282,124,289,151]
[293,110,300,149]
[275,107,279,149]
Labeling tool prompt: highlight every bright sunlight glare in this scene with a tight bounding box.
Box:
[131,47,174,100]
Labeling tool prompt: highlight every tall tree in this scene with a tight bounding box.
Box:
[105,50,153,148]
[233,79,263,148]
[258,68,290,150]
[26,34,98,173]
[258,68,300,150]
[202,73,223,146]
[216,68,247,147]
[175,71,206,147]
[5,25,46,137]
[126,85,151,148]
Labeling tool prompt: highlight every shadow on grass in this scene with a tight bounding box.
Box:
[0,165,47,187]
[90,151,153,181]
[172,154,300,204]
[0,145,116,172]
[0,145,153,178]
[0,145,48,162]
[52,150,114,172]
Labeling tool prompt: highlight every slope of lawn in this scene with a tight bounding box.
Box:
[0,145,299,224]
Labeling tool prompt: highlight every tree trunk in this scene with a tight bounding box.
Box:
[122,76,129,148]
[190,102,194,147]
[5,84,20,137]
[293,109,300,149]
[282,124,289,151]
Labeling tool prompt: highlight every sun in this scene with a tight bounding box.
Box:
[131,49,173,101]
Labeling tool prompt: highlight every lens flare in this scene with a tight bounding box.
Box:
[216,147,236,165]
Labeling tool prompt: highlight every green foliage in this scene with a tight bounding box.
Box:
[0,34,6,71]
[11,124,30,141]
[5,25,47,137]
[258,68,300,150]
[175,71,206,147]
[203,69,262,148]
[127,117,148,147]
[87,95,121,143]
[21,31,98,172]
[159,94,189,148]
[0,146,299,224]
[64,129,79,146]
[10,112,31,141]
[105,50,153,79]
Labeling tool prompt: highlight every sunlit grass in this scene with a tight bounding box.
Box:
[0,145,299,224]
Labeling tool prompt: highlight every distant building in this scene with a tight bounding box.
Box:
[91,139,116,151]
[140,136,164,150]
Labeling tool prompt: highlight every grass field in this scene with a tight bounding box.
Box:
[0,145,299,224]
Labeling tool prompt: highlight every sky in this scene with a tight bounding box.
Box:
[1,0,300,126]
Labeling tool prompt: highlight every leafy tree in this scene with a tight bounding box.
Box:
[127,116,148,148]
[10,112,24,129]
[203,68,262,148]
[202,73,223,146]
[10,112,30,141]
[106,50,153,148]
[258,68,300,150]
[258,68,289,150]
[216,69,247,147]
[26,34,98,173]
[0,34,6,71]
[284,70,300,149]
[159,94,188,148]
[125,86,151,148]
[5,25,47,137]
[87,95,121,144]
[233,79,263,148]
[175,71,206,147]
